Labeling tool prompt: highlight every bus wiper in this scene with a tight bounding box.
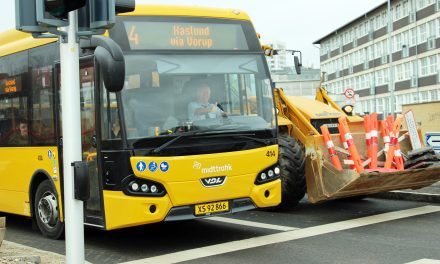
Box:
[231,134,270,145]
[151,130,200,154]
[201,131,271,146]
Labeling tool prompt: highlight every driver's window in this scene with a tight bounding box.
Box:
[225,73,257,116]
[101,90,120,140]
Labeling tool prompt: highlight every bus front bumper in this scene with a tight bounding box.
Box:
[103,179,280,230]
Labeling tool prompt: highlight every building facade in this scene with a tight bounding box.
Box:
[314,0,440,116]
[265,41,288,72]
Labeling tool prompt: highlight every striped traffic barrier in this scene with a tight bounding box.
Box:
[321,125,343,170]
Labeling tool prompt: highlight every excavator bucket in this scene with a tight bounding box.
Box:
[305,129,440,203]
[274,87,440,205]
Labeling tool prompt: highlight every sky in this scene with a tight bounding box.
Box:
[2,0,385,68]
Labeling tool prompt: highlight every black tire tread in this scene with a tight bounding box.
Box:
[275,133,306,210]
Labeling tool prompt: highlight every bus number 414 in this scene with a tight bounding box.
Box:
[266,150,276,157]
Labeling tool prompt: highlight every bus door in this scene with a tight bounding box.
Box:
[56,58,105,227]
[78,59,105,227]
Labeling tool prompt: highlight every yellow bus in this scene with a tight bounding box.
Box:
[0,4,281,238]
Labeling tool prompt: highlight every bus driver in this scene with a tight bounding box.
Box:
[188,82,223,121]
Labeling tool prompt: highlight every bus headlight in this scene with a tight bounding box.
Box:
[122,175,166,197]
[268,170,274,177]
[141,184,149,192]
[255,165,280,185]
[130,181,140,191]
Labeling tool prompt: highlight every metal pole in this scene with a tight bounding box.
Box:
[60,11,85,263]
[388,0,395,115]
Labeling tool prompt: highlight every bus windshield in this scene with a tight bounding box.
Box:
[119,53,275,140]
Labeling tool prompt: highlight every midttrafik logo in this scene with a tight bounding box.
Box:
[193,161,233,174]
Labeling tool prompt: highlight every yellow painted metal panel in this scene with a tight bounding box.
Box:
[285,96,342,119]
[130,145,279,206]
[249,179,281,208]
[102,146,280,229]
[0,147,61,218]
[103,191,172,230]
[0,30,57,57]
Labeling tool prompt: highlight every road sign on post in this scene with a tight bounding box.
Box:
[425,132,440,154]
[344,88,355,99]
[404,110,423,150]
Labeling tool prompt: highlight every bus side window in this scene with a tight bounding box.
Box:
[29,44,57,145]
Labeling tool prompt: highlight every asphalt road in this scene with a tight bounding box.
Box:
[2,197,440,264]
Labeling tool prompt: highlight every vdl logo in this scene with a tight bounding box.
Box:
[200,176,227,187]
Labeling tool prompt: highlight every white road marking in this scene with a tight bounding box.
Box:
[405,259,440,264]
[202,216,299,231]
[119,205,440,264]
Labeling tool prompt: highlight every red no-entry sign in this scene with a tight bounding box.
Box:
[344,88,355,99]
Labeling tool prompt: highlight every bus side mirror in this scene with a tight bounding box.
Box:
[294,56,302,75]
[81,35,125,92]
[95,46,125,92]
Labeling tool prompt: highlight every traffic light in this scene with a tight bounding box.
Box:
[36,0,87,27]
[15,0,48,33]
[45,0,87,19]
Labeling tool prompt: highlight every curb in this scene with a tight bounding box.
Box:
[0,255,41,264]
[371,191,440,204]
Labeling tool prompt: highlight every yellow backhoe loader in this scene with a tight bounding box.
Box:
[264,46,440,210]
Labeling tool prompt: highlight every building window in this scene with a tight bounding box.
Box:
[419,55,437,77]
[394,3,402,21]
[430,90,438,101]
[410,28,417,46]
[418,23,427,43]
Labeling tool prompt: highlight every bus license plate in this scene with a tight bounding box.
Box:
[194,201,229,216]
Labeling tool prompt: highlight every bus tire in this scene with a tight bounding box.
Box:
[275,133,306,211]
[34,180,64,239]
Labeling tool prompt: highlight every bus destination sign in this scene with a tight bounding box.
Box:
[124,21,249,50]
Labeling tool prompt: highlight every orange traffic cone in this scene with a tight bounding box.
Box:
[369,113,378,169]
[338,124,356,171]
[321,125,342,170]
[338,116,364,173]
[384,115,404,170]
[386,115,404,171]
[363,114,372,163]
[379,120,390,156]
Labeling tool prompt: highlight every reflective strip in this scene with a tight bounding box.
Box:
[365,133,371,140]
[370,130,378,137]
[383,136,390,143]
[344,159,355,165]
[326,141,335,149]
[344,133,353,141]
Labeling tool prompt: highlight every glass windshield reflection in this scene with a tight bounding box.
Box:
[120,54,275,140]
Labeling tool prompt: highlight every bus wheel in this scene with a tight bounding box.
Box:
[275,133,306,211]
[34,180,64,239]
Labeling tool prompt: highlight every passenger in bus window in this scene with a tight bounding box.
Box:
[9,119,28,145]
[188,82,224,121]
